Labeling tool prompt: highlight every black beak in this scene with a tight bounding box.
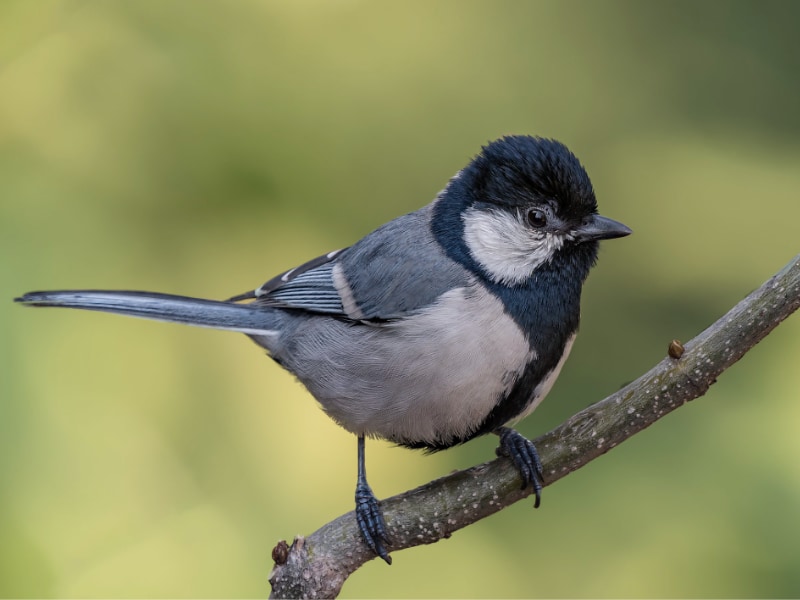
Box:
[574,214,632,242]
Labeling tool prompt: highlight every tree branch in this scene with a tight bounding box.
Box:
[269,253,800,599]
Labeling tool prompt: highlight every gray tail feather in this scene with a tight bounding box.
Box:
[14,290,278,335]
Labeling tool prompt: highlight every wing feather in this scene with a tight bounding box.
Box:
[246,204,473,321]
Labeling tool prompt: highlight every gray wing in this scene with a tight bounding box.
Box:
[249,204,473,321]
[252,248,349,314]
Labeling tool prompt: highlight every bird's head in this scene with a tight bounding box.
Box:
[433,135,631,286]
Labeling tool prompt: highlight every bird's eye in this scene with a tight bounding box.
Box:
[527,209,547,228]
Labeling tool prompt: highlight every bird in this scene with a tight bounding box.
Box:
[15,135,631,564]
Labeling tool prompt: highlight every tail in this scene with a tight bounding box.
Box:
[14,290,278,335]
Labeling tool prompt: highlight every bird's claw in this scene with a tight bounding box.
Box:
[355,480,392,564]
[496,427,544,508]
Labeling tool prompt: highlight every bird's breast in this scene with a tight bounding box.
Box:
[280,282,535,447]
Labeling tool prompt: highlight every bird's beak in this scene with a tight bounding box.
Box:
[574,214,632,242]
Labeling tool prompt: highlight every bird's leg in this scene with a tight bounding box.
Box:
[354,434,392,564]
[494,426,544,508]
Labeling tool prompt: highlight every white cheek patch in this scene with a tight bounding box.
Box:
[462,207,565,285]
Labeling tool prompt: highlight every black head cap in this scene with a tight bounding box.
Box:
[433,135,629,286]
[459,135,597,221]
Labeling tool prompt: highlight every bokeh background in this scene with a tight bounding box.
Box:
[2,1,799,597]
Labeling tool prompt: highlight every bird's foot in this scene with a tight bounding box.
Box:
[495,426,544,508]
[355,479,392,564]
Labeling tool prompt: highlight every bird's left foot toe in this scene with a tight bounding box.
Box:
[495,427,544,507]
[355,481,392,564]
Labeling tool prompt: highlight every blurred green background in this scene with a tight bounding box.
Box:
[2,1,799,597]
